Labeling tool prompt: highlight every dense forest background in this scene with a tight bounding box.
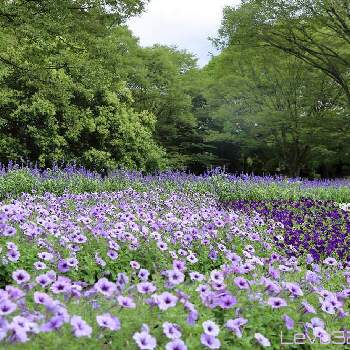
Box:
[0,0,349,178]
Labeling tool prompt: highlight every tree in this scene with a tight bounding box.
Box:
[121,44,209,170]
[198,43,350,176]
[218,0,350,106]
[0,0,167,171]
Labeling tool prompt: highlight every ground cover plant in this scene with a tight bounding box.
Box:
[0,170,349,349]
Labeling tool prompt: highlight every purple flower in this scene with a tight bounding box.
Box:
[133,330,157,350]
[218,293,237,309]
[8,326,28,343]
[0,317,8,341]
[186,309,199,325]
[305,270,320,284]
[34,261,47,270]
[12,269,30,284]
[35,274,51,287]
[163,322,181,339]
[306,254,314,264]
[116,272,129,287]
[173,260,186,272]
[189,271,204,281]
[107,250,118,260]
[138,269,150,281]
[7,249,20,262]
[51,280,70,294]
[117,295,136,308]
[306,317,324,329]
[130,260,141,270]
[165,339,187,350]
[254,333,271,347]
[202,320,220,337]
[95,278,116,297]
[234,277,250,290]
[96,313,121,331]
[267,297,287,308]
[321,300,336,314]
[66,257,78,267]
[53,305,69,322]
[200,333,221,349]
[0,299,17,315]
[137,282,157,294]
[57,260,70,273]
[282,314,294,330]
[33,292,53,306]
[210,270,224,283]
[5,286,24,300]
[226,317,248,337]
[70,315,92,337]
[313,327,330,343]
[301,301,316,314]
[285,282,303,297]
[323,257,337,266]
[157,241,168,251]
[167,270,185,285]
[41,316,64,332]
[156,292,178,311]
[38,252,54,261]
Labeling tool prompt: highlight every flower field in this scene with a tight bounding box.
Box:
[0,167,349,349]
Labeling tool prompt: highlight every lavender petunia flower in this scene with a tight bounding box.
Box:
[96,313,121,331]
[234,276,250,289]
[117,295,136,308]
[254,333,271,347]
[156,292,178,311]
[12,270,30,285]
[282,314,294,330]
[200,333,221,349]
[136,282,157,294]
[70,315,92,337]
[202,320,220,337]
[133,330,157,350]
[226,317,248,337]
[0,299,17,315]
[165,339,188,350]
[94,278,116,297]
[41,316,65,332]
[163,322,182,339]
[267,297,287,308]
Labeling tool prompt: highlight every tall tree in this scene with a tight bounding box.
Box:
[218,0,350,105]
[198,43,350,176]
[0,0,168,171]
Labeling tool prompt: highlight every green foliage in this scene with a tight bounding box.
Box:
[0,0,167,172]
[195,0,350,177]
[1,0,350,176]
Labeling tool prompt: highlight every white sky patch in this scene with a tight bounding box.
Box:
[128,0,240,67]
